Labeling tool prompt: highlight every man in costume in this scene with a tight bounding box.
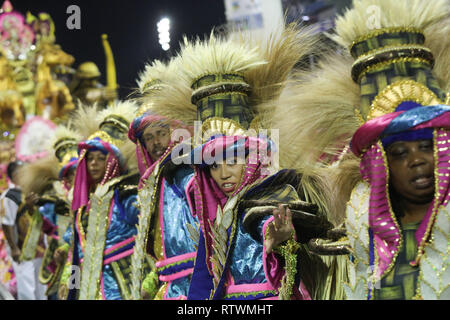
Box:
[128,58,199,300]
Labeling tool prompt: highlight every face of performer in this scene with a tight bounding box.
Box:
[63,167,76,188]
[86,150,107,184]
[209,157,246,197]
[386,139,435,205]
[142,123,170,161]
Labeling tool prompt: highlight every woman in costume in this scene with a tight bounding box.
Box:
[345,96,449,300]
[56,104,101,299]
[274,0,450,300]
[151,24,333,300]
[331,0,450,300]
[64,100,152,300]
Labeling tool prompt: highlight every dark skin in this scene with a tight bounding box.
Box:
[386,139,435,225]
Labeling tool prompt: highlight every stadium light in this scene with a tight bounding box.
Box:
[157,17,171,51]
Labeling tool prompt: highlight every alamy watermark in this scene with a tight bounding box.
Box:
[66,5,81,30]
[366,5,381,30]
[367,265,381,290]
[67,265,81,289]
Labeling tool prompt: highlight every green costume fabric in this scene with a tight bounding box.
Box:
[373,221,421,300]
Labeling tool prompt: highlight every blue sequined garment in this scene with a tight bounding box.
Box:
[101,193,139,300]
[39,202,57,226]
[188,170,302,300]
[157,166,199,299]
[228,216,268,285]
[66,191,139,300]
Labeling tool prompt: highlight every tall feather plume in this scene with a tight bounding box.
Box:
[143,31,268,126]
[17,155,59,196]
[268,51,360,171]
[134,59,181,114]
[330,0,450,49]
[425,14,450,92]
[138,57,197,125]
[96,100,138,127]
[150,24,317,127]
[136,59,169,95]
[45,123,82,154]
[261,48,360,224]
[174,30,266,119]
[69,102,101,140]
[178,30,267,86]
[236,22,320,112]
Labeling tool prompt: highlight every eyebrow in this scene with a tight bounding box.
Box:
[144,129,167,136]
[87,153,107,159]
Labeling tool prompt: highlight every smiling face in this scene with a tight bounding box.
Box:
[386,139,435,205]
[86,150,107,185]
[142,123,170,162]
[209,157,246,198]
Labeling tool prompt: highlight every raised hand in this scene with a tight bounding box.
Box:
[264,204,295,254]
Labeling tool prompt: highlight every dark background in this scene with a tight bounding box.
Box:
[11,0,226,99]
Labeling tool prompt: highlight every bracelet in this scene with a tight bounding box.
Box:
[274,235,301,300]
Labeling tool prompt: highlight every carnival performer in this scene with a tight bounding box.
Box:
[333,0,450,300]
[56,104,101,300]
[128,58,199,300]
[65,101,154,300]
[16,124,81,299]
[69,62,117,108]
[1,160,47,300]
[148,24,333,300]
[280,0,450,300]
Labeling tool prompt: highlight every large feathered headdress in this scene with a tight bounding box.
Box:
[268,0,450,225]
[146,23,319,146]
